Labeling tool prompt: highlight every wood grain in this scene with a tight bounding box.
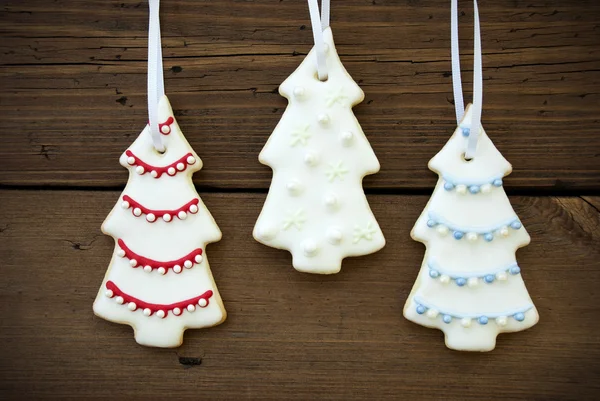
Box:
[1,0,599,190]
[0,190,598,400]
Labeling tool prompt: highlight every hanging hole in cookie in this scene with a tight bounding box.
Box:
[461,152,474,162]
[154,146,167,155]
[313,71,329,82]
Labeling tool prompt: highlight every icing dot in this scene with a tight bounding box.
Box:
[303,239,318,256]
[484,274,495,283]
[493,179,503,187]
[176,162,185,171]
[429,269,440,278]
[484,233,494,242]
[455,184,467,195]
[168,167,176,176]
[187,156,196,165]
[178,211,187,220]
[115,296,124,305]
[105,290,114,298]
[127,302,137,311]
[195,254,203,264]
[340,131,354,146]
[184,260,193,269]
[327,228,343,244]
[129,259,138,267]
[426,309,439,319]
[443,182,454,191]
[173,265,182,273]
[160,124,171,134]
[143,308,152,317]
[293,86,305,98]
[510,266,521,275]
[135,166,145,175]
[514,312,525,322]
[158,267,166,275]
[466,232,478,242]
[151,170,158,178]
[478,316,489,325]
[121,201,130,209]
[462,128,470,137]
[481,184,492,194]
[426,219,437,228]
[439,275,451,284]
[187,304,196,313]
[496,271,508,281]
[499,226,510,237]
[324,194,338,209]
[127,156,136,165]
[467,277,479,288]
[461,317,472,328]
[163,213,172,222]
[317,113,330,126]
[304,152,318,166]
[443,314,452,324]
[323,43,330,54]
[133,208,142,217]
[143,265,152,273]
[511,220,522,230]
[455,278,466,287]
[146,213,156,222]
[156,310,166,319]
[198,298,208,308]
[416,305,426,314]
[469,185,480,194]
[453,231,464,240]
[496,316,508,326]
[287,180,302,196]
[436,225,449,236]
[189,204,199,214]
[173,308,182,316]
[116,248,126,258]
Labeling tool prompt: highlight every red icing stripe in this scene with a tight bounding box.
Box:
[106,280,213,317]
[117,239,203,273]
[122,195,199,222]
[125,150,195,178]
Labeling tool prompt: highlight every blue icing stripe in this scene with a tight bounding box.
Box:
[427,260,521,286]
[413,296,534,322]
[441,174,504,192]
[426,211,523,236]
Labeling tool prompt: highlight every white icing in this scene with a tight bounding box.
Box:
[404,104,538,351]
[254,28,385,274]
[93,95,226,348]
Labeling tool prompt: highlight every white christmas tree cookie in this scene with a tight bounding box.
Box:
[93,96,226,347]
[254,27,385,274]
[403,105,539,351]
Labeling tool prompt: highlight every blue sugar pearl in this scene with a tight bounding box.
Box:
[444,182,455,191]
[443,315,452,324]
[469,185,480,194]
[493,179,503,187]
[453,231,464,240]
[484,274,495,283]
[427,219,437,227]
[455,278,466,287]
[514,312,525,322]
[510,266,521,275]
[429,269,440,278]
[416,305,426,314]
[462,128,470,137]
[511,221,522,230]
[478,316,489,325]
[484,233,494,242]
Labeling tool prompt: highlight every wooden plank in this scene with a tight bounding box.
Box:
[0,190,598,399]
[1,0,599,189]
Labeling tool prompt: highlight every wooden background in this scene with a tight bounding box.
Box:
[1,0,599,399]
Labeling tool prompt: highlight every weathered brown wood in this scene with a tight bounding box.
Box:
[0,190,598,399]
[1,0,599,189]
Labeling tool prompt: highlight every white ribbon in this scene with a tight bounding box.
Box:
[451,0,483,159]
[147,0,165,152]
[307,0,330,81]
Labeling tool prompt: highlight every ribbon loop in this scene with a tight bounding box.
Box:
[148,0,165,152]
[307,0,331,81]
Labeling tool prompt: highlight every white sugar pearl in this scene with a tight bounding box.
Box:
[160,125,170,134]
[496,271,508,281]
[195,254,203,264]
[496,316,508,326]
[184,260,193,269]
[436,225,449,236]
[158,267,166,275]
[323,43,330,53]
[439,275,451,284]
[340,131,354,146]
[173,265,182,273]
[135,166,144,175]
[499,226,510,237]
[146,213,156,222]
[303,239,318,256]
[156,310,166,319]
[116,248,125,258]
[327,228,343,244]
[172,308,182,316]
[115,296,124,305]
[467,277,479,288]
[105,290,114,298]
[178,211,187,220]
[455,184,467,195]
[129,259,137,267]
[198,298,208,308]
[481,183,492,194]
[133,208,142,217]
[121,201,130,209]
[187,156,196,165]
[127,156,135,165]
[324,194,338,209]
[151,170,158,178]
[187,304,196,312]
[426,309,439,319]
[127,302,137,311]
[168,167,176,176]
[143,265,152,273]
[461,317,472,328]
[304,152,318,166]
[189,204,199,214]
[293,86,305,98]
[317,113,330,126]
[176,162,185,171]
[163,213,172,222]
[286,181,302,196]
[466,232,478,242]
[143,308,151,317]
